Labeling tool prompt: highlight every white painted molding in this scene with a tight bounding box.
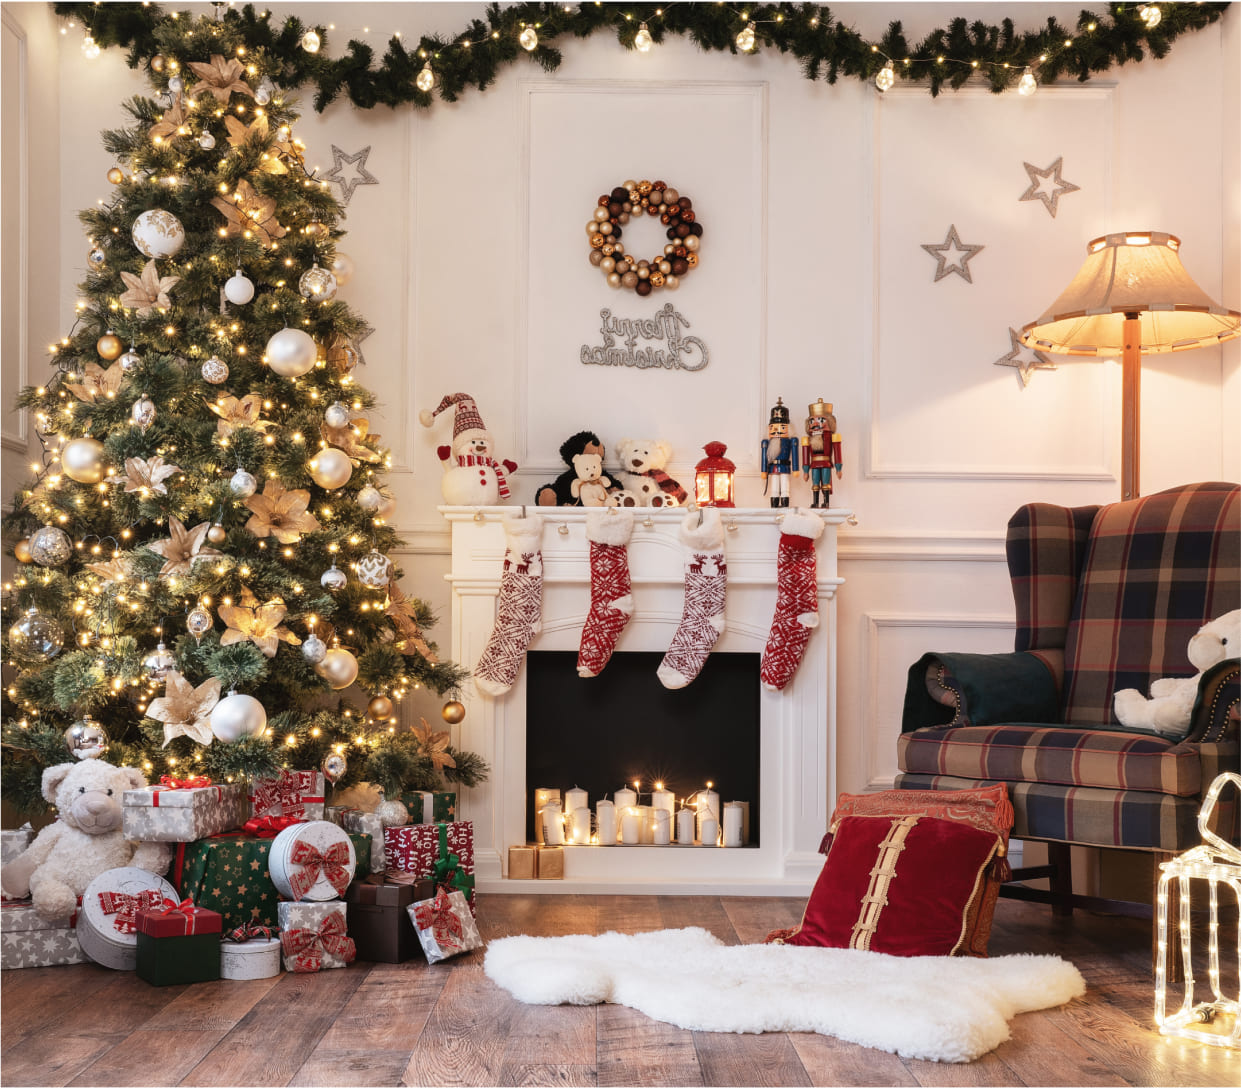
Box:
[1,9,30,455]
[839,529,1007,562]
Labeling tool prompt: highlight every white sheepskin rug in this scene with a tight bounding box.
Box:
[484,926,1085,1063]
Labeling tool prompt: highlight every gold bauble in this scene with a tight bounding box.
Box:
[97,332,123,361]
[151,54,166,73]
[107,167,124,185]
[315,647,359,690]
[207,524,227,544]
[307,447,353,490]
[367,695,394,720]
[441,699,466,725]
[61,437,106,484]
[14,539,32,563]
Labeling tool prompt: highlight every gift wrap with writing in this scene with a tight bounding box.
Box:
[122,781,247,843]
[0,901,88,968]
[1,824,35,866]
[135,900,222,986]
[269,820,357,901]
[248,769,326,821]
[277,899,355,972]
[173,831,370,931]
[78,866,179,971]
[399,791,456,823]
[383,821,475,913]
[407,888,483,964]
[340,810,386,872]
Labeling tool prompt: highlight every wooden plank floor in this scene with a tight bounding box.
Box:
[3,896,1238,1087]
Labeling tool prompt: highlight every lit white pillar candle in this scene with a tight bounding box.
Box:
[676,808,695,845]
[615,786,637,810]
[534,788,560,845]
[653,808,672,845]
[541,800,564,845]
[695,789,720,841]
[700,813,719,846]
[651,785,675,825]
[569,806,591,844]
[620,808,640,844]
[596,800,617,845]
[565,786,588,814]
[723,802,744,847]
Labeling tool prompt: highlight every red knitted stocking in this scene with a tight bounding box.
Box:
[760,512,825,691]
[657,509,727,689]
[577,510,635,678]
[474,515,544,697]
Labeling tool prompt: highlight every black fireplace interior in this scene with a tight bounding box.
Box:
[524,651,761,843]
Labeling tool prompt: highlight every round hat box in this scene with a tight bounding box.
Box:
[268,819,356,901]
[220,936,282,980]
[79,866,179,970]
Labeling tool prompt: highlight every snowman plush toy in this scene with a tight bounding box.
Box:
[420,392,518,505]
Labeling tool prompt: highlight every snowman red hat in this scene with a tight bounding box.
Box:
[420,393,486,444]
[421,392,517,504]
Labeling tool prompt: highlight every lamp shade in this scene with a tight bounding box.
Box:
[1020,232,1239,355]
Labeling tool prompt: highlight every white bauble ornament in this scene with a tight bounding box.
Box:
[224,270,255,305]
[119,348,142,372]
[229,469,257,498]
[198,130,216,150]
[210,691,267,742]
[265,328,317,378]
[201,356,229,384]
[131,395,156,431]
[64,717,107,759]
[61,437,107,484]
[440,462,500,506]
[356,485,382,512]
[308,448,352,490]
[301,634,327,664]
[321,564,347,591]
[255,77,274,105]
[329,252,354,286]
[132,208,185,259]
[315,647,359,690]
[356,549,392,588]
[167,75,184,94]
[29,525,72,567]
[8,607,64,665]
[298,263,338,301]
[323,401,350,428]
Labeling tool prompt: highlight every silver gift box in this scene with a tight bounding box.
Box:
[122,782,247,843]
[407,889,483,964]
[1,824,35,866]
[0,902,88,968]
[340,810,386,872]
[276,900,351,972]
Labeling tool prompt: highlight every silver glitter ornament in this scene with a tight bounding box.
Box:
[7,607,64,665]
[301,633,327,664]
[142,641,177,680]
[119,348,142,372]
[356,485,382,512]
[356,549,392,589]
[187,606,213,641]
[29,525,73,567]
[324,401,350,428]
[254,78,274,105]
[322,751,347,784]
[88,247,106,268]
[298,263,338,301]
[131,395,156,431]
[320,564,347,592]
[376,793,410,828]
[201,356,229,384]
[65,717,108,759]
[229,469,257,498]
[198,130,216,150]
[168,75,184,94]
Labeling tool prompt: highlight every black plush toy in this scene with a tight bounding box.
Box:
[536,431,606,506]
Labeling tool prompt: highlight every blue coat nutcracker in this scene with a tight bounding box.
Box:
[760,397,799,508]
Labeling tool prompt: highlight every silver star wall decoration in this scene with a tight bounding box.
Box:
[1019,157,1080,218]
[921,225,985,283]
[994,326,1057,387]
[325,145,379,204]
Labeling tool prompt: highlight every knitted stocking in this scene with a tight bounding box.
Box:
[474,515,544,697]
[759,512,825,691]
[577,509,635,678]
[657,509,727,689]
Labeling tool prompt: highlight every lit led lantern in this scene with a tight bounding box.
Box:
[694,441,736,508]
[1154,771,1241,1050]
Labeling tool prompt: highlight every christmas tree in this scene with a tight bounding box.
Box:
[2,13,481,817]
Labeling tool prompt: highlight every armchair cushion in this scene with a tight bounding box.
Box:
[902,651,1060,732]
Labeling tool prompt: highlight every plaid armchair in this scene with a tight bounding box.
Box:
[896,482,1240,914]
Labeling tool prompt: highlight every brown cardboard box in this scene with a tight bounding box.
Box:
[536,845,564,879]
[346,876,435,963]
[508,844,537,880]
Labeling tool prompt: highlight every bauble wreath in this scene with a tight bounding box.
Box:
[587,179,703,296]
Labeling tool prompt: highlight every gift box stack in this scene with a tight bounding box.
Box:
[384,819,476,914]
[507,843,564,880]
[269,819,358,973]
[0,823,89,969]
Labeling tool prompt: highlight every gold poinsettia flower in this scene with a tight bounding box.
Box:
[412,718,456,773]
[124,455,181,497]
[148,671,220,748]
[325,333,360,375]
[386,581,439,663]
[146,515,222,578]
[223,114,287,175]
[148,94,187,143]
[210,179,286,246]
[119,259,181,314]
[218,590,300,658]
[206,393,273,439]
[187,54,254,105]
[320,418,383,464]
[64,362,123,404]
[243,479,321,544]
[85,555,130,584]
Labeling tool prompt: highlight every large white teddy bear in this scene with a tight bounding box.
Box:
[0,759,172,921]
[614,438,687,508]
[1113,609,1241,737]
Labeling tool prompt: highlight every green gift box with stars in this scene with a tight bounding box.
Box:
[171,831,371,931]
[399,791,456,823]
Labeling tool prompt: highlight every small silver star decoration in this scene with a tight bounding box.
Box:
[353,325,374,368]
[1019,157,1080,218]
[325,145,378,204]
[994,326,1057,387]
[921,225,985,284]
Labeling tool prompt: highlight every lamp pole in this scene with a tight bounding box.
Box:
[1121,312,1142,500]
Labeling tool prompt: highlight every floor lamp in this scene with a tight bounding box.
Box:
[1021,232,1239,499]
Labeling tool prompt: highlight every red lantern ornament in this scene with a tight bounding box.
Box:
[694,441,736,508]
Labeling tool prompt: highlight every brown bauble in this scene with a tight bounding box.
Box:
[671,257,689,275]
[681,209,696,223]
[678,196,693,210]
[13,539,33,564]
[675,222,691,239]
[660,213,671,225]
[441,699,466,725]
[649,270,665,287]
[96,332,123,361]
[599,194,612,206]
[368,694,395,720]
[608,202,624,217]
[635,279,653,297]
[610,187,630,203]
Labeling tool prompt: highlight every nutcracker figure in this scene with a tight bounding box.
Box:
[760,397,799,508]
[801,399,843,509]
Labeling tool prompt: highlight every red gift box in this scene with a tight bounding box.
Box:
[383,821,474,912]
[136,898,223,938]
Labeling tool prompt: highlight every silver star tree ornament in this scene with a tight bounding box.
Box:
[921,225,985,283]
[325,145,379,204]
[994,326,1057,387]
[1019,157,1080,218]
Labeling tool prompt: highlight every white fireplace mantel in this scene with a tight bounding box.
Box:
[442,505,849,896]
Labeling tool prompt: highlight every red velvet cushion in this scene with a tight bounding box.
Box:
[782,815,1001,957]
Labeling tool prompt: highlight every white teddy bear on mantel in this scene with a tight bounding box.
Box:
[1113,609,1241,736]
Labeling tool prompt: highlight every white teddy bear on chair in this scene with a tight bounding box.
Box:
[1113,609,1241,737]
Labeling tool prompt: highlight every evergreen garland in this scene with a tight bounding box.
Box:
[53,3,1230,108]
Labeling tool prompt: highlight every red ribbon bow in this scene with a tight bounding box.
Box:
[97,890,170,934]
[413,888,465,953]
[279,912,355,972]
[243,814,304,838]
[249,771,322,818]
[158,774,212,790]
[152,897,210,934]
[225,922,274,943]
[288,838,352,900]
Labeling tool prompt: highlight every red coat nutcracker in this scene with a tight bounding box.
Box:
[801,399,842,509]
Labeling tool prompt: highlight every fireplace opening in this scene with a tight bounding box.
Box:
[524,651,761,844]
